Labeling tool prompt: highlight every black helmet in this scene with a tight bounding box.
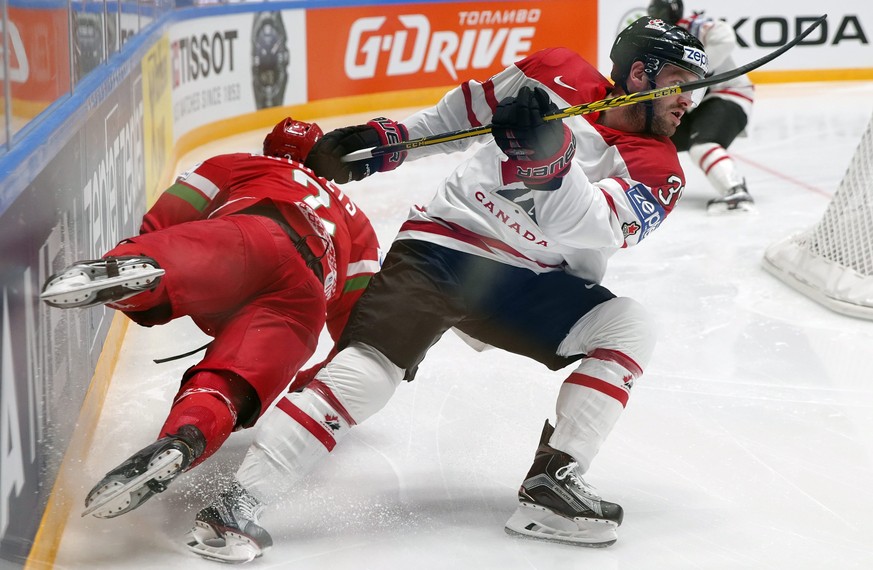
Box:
[610,17,707,85]
[647,0,684,25]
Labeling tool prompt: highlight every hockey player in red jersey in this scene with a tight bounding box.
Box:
[648,0,756,213]
[184,18,707,562]
[40,117,382,519]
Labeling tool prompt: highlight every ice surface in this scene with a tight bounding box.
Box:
[52,82,873,570]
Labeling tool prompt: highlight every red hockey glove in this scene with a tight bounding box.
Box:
[492,86,575,191]
[304,117,409,183]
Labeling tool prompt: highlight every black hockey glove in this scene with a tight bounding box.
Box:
[492,86,575,191]
[304,117,409,184]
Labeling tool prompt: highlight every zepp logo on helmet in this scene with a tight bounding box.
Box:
[682,46,708,75]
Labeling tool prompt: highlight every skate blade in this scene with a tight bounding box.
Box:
[82,448,183,518]
[185,522,265,563]
[706,201,757,216]
[41,267,165,306]
[503,505,617,548]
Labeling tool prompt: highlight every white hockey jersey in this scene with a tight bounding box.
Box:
[396,47,687,285]
[680,12,754,115]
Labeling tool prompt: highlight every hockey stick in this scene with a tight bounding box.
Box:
[342,14,826,163]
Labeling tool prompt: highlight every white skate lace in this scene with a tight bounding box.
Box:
[555,462,600,500]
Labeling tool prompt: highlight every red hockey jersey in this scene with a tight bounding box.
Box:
[141,153,381,343]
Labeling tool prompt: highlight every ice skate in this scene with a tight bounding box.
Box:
[82,424,205,518]
[504,421,623,547]
[40,256,164,308]
[706,183,756,214]
[186,479,273,563]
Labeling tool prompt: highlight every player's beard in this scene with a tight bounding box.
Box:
[627,100,680,137]
[651,98,682,137]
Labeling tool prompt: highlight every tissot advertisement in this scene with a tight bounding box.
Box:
[168,10,306,139]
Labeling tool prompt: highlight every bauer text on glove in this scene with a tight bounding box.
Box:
[492,86,575,191]
[304,118,409,183]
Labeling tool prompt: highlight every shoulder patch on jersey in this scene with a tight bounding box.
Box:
[622,220,641,238]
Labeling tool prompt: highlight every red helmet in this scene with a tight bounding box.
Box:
[263,117,323,162]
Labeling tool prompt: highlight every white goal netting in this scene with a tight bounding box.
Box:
[762,112,873,320]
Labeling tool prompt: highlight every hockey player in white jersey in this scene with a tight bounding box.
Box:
[648,0,756,213]
[185,17,707,563]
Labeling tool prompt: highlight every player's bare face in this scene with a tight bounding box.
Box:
[649,65,699,137]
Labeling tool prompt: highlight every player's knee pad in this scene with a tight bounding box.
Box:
[690,142,744,192]
[689,141,721,164]
[557,296,656,372]
[314,341,404,424]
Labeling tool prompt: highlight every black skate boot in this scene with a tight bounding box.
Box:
[186,479,273,563]
[504,420,623,547]
[40,256,164,308]
[707,181,755,214]
[82,424,206,518]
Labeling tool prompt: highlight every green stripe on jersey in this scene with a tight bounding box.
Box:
[343,274,371,293]
[167,183,210,212]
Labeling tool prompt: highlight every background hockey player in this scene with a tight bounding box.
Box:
[40,117,381,520]
[648,0,756,213]
[182,17,708,564]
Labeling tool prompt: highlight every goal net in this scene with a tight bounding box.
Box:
[762,112,873,319]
